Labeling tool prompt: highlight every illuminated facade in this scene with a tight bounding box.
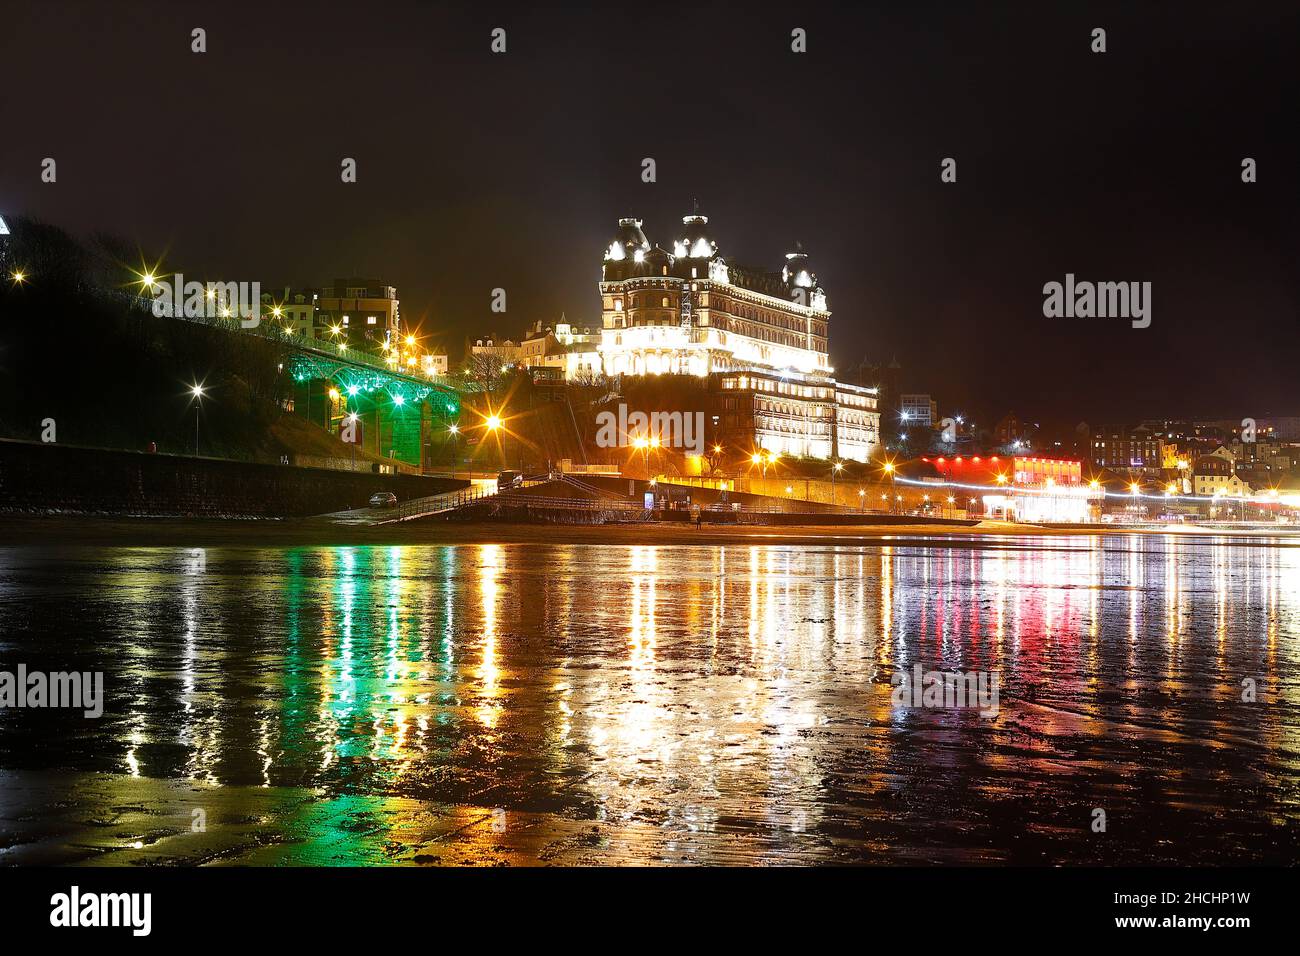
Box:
[980,456,1096,523]
[599,213,879,461]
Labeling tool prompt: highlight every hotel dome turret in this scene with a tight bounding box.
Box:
[781,242,816,288]
[604,218,651,262]
[673,214,718,259]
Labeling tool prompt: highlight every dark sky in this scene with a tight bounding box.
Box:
[3,1,1297,425]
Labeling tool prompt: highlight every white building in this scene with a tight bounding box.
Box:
[598,213,879,462]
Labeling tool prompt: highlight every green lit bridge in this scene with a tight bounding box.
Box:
[282,337,463,467]
[133,292,462,468]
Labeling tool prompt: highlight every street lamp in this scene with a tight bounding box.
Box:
[189,384,205,456]
[832,460,843,505]
[347,412,359,470]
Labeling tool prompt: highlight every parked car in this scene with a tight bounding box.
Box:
[369,491,398,508]
[497,470,524,490]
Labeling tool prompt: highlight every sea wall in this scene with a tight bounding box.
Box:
[0,439,467,518]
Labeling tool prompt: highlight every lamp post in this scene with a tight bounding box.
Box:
[347,412,359,471]
[449,424,460,479]
[190,384,205,456]
[832,460,843,506]
[485,413,504,471]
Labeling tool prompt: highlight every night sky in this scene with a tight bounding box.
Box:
[3,1,1297,425]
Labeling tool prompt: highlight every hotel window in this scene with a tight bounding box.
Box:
[614,298,623,311]
[367,316,377,325]
[662,296,670,307]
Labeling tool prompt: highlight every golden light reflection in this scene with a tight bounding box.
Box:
[475,544,503,729]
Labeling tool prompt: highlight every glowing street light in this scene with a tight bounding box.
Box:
[485,414,502,431]
[189,384,205,456]
[10,270,26,284]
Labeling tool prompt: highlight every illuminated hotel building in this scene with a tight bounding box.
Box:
[598,213,880,461]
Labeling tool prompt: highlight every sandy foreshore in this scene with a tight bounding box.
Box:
[2,514,1296,548]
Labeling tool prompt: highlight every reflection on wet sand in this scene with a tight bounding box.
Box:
[0,534,1297,865]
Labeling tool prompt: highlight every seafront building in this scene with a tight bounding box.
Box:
[592,213,879,460]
